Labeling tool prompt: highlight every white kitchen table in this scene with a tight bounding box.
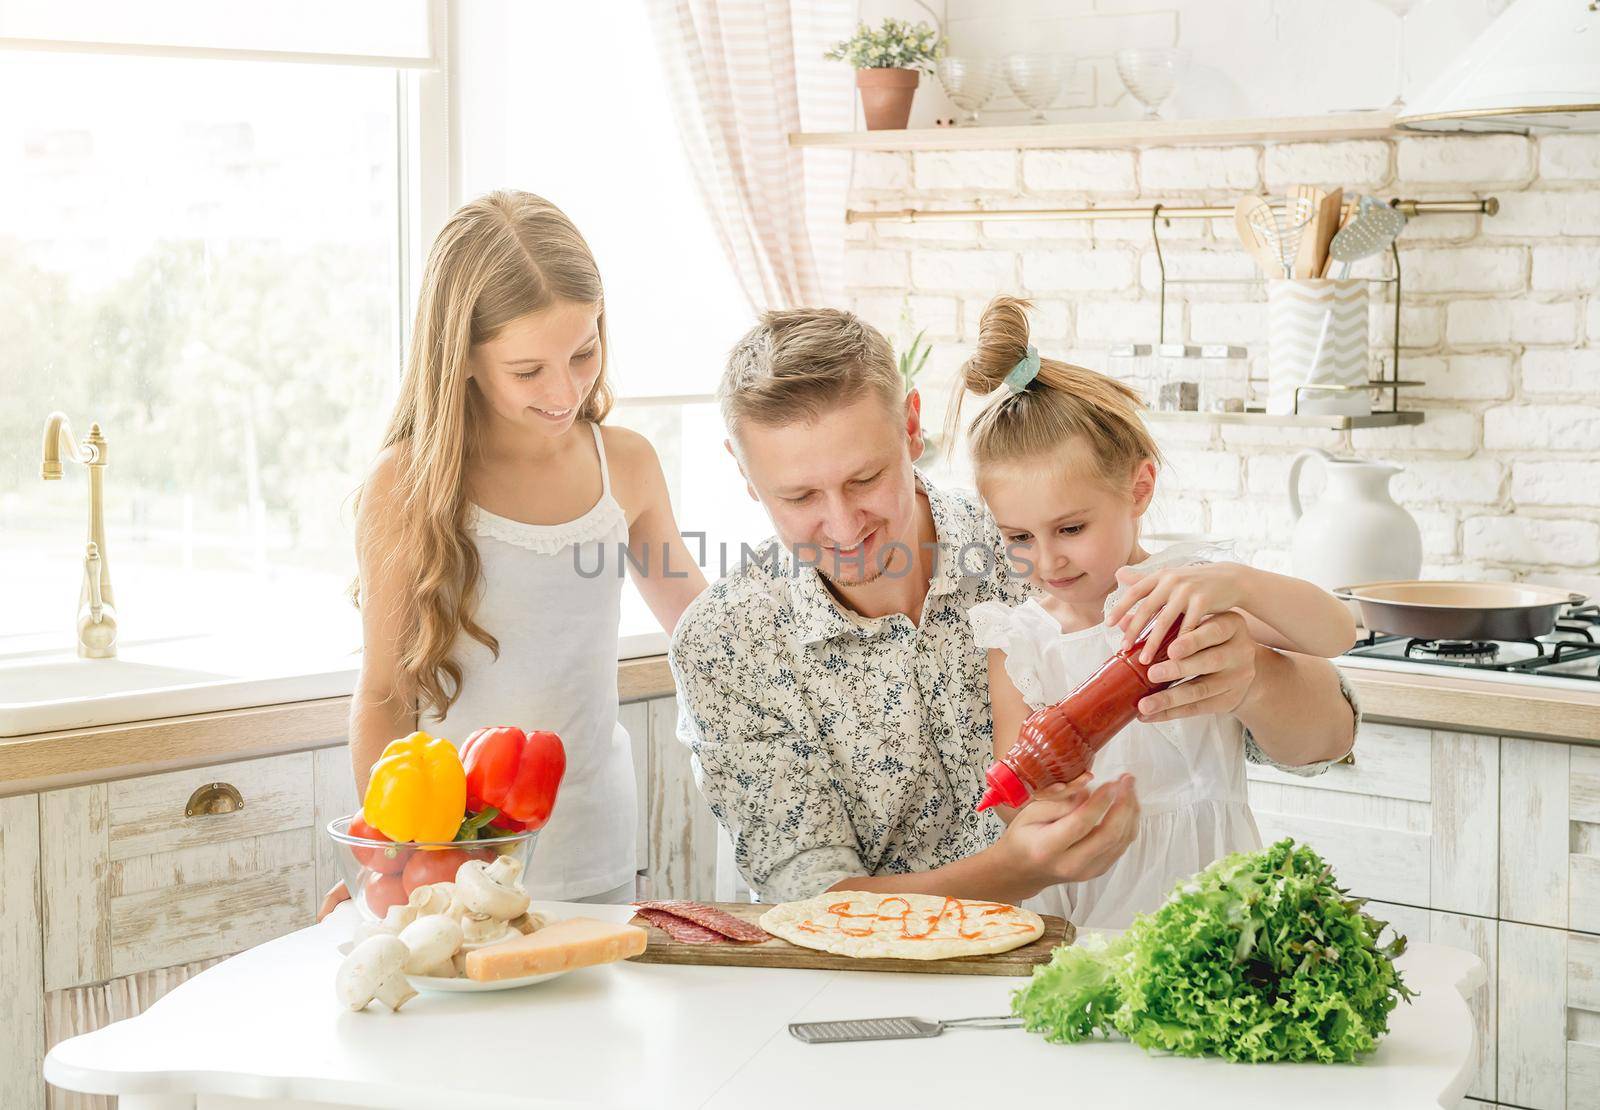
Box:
[45,901,1487,1110]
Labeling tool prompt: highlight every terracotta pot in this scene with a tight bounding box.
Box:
[855,67,919,130]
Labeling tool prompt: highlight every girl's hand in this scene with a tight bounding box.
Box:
[1108,562,1248,664]
[1136,611,1260,723]
[317,880,351,922]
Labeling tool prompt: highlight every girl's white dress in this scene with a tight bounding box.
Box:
[968,541,1262,930]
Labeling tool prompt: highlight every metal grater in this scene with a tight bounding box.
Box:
[788,1015,1022,1044]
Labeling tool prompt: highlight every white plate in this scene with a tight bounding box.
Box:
[406,969,567,992]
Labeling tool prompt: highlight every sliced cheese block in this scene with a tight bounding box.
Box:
[464,917,648,982]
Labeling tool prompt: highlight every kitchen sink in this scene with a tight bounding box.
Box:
[0,636,362,737]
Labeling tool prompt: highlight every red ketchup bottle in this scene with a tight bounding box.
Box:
[976,620,1184,812]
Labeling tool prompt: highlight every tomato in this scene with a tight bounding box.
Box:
[362,870,409,917]
[401,846,492,894]
[349,816,406,875]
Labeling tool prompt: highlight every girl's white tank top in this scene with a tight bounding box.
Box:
[424,422,636,900]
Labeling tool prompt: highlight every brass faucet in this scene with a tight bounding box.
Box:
[41,413,117,658]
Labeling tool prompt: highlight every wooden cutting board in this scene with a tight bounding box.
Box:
[626,902,1073,977]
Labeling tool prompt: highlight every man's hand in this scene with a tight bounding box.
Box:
[1107,562,1248,662]
[995,774,1140,894]
[1136,610,1260,723]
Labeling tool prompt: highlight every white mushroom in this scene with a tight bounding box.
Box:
[336,935,416,1012]
[407,882,456,919]
[458,912,516,949]
[453,856,530,921]
[508,910,548,935]
[399,915,463,977]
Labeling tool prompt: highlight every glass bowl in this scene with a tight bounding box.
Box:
[1114,47,1190,120]
[326,813,539,921]
[935,57,1002,125]
[1003,53,1072,122]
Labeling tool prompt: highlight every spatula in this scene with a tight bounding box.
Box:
[1322,194,1406,279]
[789,1014,1022,1044]
[1295,186,1344,279]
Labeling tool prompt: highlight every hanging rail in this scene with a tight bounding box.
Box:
[847,197,1498,224]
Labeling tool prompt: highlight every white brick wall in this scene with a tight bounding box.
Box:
[846,130,1600,585]
[1021,248,1137,292]
[1395,136,1534,187]
[1140,146,1259,192]
[1263,142,1389,191]
[1021,149,1137,195]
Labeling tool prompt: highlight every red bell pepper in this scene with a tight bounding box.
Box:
[460,726,566,831]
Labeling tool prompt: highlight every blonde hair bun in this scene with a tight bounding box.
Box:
[947,295,1161,490]
[962,295,1035,395]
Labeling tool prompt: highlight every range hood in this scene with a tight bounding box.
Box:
[1397,0,1600,132]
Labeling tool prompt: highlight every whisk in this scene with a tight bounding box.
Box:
[1246,194,1317,279]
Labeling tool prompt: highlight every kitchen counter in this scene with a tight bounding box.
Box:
[0,656,673,797]
[1337,658,1600,743]
[45,902,1485,1110]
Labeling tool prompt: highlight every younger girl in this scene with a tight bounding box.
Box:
[953,296,1358,929]
[324,190,706,913]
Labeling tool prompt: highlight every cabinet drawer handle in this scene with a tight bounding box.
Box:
[1337,751,1356,767]
[185,782,245,817]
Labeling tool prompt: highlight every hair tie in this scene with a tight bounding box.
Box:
[1003,345,1039,395]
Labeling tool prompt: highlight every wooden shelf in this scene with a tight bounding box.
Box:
[1145,409,1425,430]
[789,110,1396,152]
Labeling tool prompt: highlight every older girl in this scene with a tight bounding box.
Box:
[322,191,705,915]
[954,296,1358,929]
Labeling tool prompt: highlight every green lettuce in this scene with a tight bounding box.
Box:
[1012,838,1415,1063]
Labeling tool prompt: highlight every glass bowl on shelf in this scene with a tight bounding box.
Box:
[325,813,540,921]
[935,56,1002,126]
[1003,53,1072,123]
[1114,47,1190,120]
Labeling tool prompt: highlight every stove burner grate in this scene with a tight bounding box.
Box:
[1405,639,1501,663]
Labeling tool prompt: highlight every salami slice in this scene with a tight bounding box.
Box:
[631,906,726,944]
[634,899,770,943]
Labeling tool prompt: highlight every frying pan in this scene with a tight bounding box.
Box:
[1336,580,1587,641]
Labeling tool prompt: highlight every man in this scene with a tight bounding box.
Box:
[669,308,1346,905]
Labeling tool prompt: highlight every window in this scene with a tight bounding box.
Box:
[0,51,404,651]
[454,0,767,654]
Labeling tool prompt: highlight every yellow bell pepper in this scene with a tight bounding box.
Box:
[362,731,467,843]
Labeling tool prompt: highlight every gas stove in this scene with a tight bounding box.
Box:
[1338,603,1600,689]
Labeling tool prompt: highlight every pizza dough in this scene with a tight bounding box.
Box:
[759,891,1045,961]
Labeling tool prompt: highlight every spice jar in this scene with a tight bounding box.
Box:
[1107,343,1155,407]
[1153,343,1200,412]
[1199,344,1249,413]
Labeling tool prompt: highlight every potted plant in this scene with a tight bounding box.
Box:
[824,18,944,131]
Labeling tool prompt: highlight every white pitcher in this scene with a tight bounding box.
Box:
[1288,448,1422,591]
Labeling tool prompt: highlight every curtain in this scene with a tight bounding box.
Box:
[645,0,854,313]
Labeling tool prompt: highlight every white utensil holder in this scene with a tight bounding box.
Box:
[1266,279,1370,416]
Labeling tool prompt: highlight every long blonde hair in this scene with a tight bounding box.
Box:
[949,296,1159,488]
[370,190,612,718]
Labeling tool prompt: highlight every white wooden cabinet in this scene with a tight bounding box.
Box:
[1247,722,1499,917]
[1501,738,1600,934]
[626,694,720,901]
[2,793,46,1110]
[1497,921,1600,1110]
[1367,900,1497,1103]
[38,750,354,991]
